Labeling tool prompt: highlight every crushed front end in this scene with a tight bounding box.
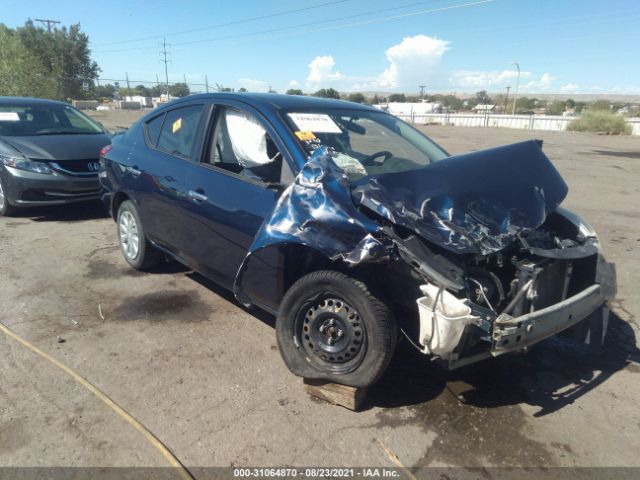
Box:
[389,208,617,368]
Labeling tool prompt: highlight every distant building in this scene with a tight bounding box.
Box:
[473,104,495,112]
[377,102,444,115]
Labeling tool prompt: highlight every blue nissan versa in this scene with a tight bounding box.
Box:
[100,93,616,387]
[0,97,111,216]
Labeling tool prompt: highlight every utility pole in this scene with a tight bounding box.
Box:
[35,19,60,32]
[159,38,170,99]
[511,61,520,114]
[419,85,426,101]
[503,86,511,114]
[125,72,130,90]
[205,75,209,93]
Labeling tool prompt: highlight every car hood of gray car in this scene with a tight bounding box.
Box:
[0,133,112,161]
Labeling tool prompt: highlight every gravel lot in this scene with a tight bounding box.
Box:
[1,111,639,474]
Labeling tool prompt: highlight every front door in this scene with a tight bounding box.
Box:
[181,104,293,291]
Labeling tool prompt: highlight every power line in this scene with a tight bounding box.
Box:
[94,0,454,53]
[35,18,60,32]
[93,0,356,47]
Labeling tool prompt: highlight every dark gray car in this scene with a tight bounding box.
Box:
[0,97,111,216]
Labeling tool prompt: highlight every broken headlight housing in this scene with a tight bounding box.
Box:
[0,154,52,174]
[555,207,599,245]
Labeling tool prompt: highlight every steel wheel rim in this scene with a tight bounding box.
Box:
[0,179,5,210]
[118,211,140,260]
[297,296,367,374]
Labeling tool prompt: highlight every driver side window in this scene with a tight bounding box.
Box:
[207,108,285,183]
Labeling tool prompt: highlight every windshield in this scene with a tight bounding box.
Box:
[284,109,448,179]
[0,103,104,136]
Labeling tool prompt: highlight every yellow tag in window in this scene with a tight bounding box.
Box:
[172,118,182,133]
[294,130,316,142]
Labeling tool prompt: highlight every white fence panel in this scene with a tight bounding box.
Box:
[394,112,639,136]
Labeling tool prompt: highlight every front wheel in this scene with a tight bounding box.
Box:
[0,175,17,217]
[117,200,163,270]
[276,270,397,387]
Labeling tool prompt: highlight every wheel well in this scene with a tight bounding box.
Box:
[111,192,130,220]
[281,244,404,312]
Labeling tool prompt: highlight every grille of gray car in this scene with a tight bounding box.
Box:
[49,160,100,176]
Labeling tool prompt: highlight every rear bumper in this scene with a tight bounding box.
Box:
[2,166,100,206]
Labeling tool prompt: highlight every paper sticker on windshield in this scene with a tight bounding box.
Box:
[172,118,182,133]
[0,112,20,122]
[288,113,342,134]
[294,130,317,142]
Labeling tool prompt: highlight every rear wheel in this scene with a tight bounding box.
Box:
[276,270,397,387]
[0,175,17,217]
[117,200,163,270]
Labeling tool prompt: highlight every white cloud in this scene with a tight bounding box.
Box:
[561,83,580,92]
[377,35,449,89]
[237,78,269,92]
[450,70,529,88]
[287,79,300,89]
[522,73,554,90]
[305,35,448,92]
[305,56,344,90]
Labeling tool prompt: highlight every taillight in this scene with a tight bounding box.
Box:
[99,145,113,158]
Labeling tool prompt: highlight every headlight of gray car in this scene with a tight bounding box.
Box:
[0,154,53,174]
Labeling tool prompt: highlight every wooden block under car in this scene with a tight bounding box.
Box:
[303,378,367,411]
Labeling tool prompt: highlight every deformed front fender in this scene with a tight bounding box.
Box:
[233,147,392,306]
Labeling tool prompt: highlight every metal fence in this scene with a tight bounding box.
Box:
[395,113,640,136]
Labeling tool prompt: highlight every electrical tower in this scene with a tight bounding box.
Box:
[159,38,171,99]
[419,85,427,101]
[35,19,60,32]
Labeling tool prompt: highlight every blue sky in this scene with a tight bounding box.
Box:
[4,0,639,94]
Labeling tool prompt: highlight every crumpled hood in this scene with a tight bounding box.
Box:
[0,133,111,161]
[351,140,568,255]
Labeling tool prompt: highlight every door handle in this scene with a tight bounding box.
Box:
[188,190,208,203]
[127,165,142,176]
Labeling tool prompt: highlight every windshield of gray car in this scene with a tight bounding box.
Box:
[0,104,104,136]
[284,109,448,179]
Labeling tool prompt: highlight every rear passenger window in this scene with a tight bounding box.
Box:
[156,105,203,159]
[145,114,165,146]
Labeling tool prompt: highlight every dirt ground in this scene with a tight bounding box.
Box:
[1,111,639,475]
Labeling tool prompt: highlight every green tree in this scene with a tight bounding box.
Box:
[347,92,366,104]
[388,93,406,102]
[133,84,151,97]
[238,87,248,92]
[15,20,99,99]
[475,90,491,105]
[169,82,190,97]
[0,24,58,98]
[313,88,340,99]
[95,83,117,100]
[545,100,566,115]
[589,100,611,111]
[286,88,304,95]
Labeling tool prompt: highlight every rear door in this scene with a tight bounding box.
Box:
[134,103,208,257]
[181,101,295,291]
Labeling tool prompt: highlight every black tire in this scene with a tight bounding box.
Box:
[276,270,397,388]
[116,200,163,270]
[0,175,17,217]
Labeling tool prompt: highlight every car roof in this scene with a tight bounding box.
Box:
[0,96,69,108]
[169,92,378,113]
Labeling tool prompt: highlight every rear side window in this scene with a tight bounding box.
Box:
[145,114,165,146]
[156,105,204,159]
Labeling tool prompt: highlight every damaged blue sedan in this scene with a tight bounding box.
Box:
[99,93,616,387]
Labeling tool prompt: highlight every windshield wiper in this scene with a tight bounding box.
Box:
[35,130,96,136]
